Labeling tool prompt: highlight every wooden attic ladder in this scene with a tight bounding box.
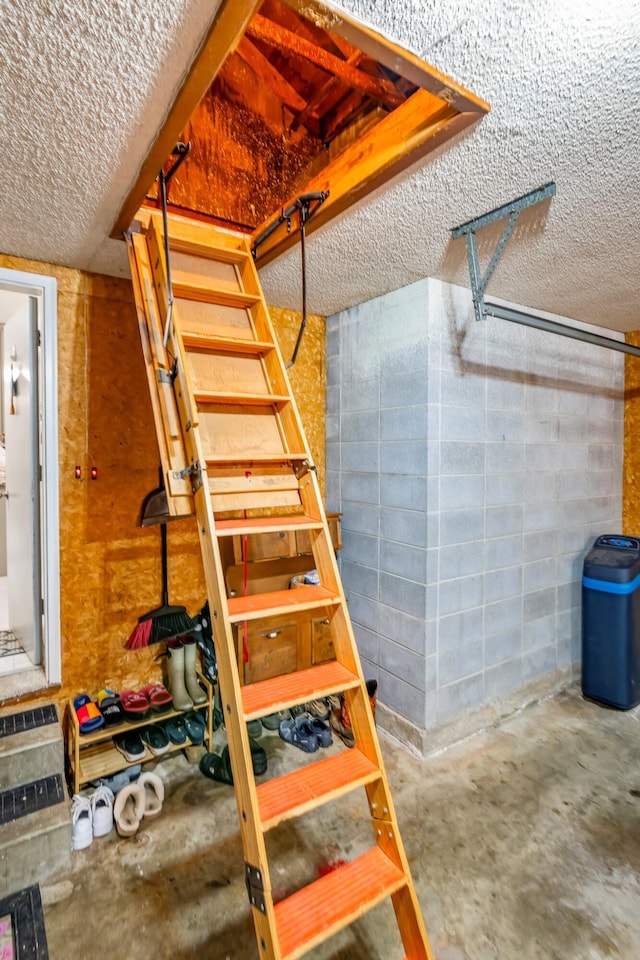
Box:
[126,210,433,960]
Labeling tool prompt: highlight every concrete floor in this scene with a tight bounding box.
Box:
[43,685,640,959]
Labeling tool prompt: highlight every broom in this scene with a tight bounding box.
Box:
[126,473,194,649]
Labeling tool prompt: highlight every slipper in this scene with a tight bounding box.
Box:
[140,683,173,714]
[74,694,105,734]
[306,716,332,748]
[96,689,124,727]
[279,716,319,753]
[183,710,206,744]
[114,782,145,837]
[139,771,164,818]
[114,731,146,762]
[140,723,171,757]
[262,709,291,731]
[199,750,233,785]
[162,715,187,745]
[250,737,267,776]
[120,690,150,723]
[199,739,267,784]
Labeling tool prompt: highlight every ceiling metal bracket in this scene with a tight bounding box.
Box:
[451,182,640,359]
[451,182,556,323]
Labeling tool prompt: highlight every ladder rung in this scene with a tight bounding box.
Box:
[257,748,381,831]
[170,238,250,264]
[206,453,310,466]
[195,390,290,407]
[228,586,339,623]
[182,333,275,355]
[242,661,360,720]
[274,847,407,960]
[215,516,322,536]
[173,281,261,309]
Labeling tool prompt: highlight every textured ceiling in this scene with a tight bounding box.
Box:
[0,0,639,330]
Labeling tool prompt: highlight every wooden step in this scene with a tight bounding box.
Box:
[182,333,275,355]
[205,453,310,466]
[215,515,322,536]
[274,847,407,960]
[257,748,381,831]
[173,281,261,309]
[227,585,339,623]
[194,390,290,407]
[170,238,250,264]
[242,661,360,720]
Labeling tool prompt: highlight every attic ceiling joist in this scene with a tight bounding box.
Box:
[245,14,404,108]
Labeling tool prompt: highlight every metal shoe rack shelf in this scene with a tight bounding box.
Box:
[65,675,213,795]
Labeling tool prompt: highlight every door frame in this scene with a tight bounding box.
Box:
[0,268,60,685]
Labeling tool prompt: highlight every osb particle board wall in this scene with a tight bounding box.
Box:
[624,333,640,532]
[0,253,325,704]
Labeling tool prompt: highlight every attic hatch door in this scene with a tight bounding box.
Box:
[111,0,489,248]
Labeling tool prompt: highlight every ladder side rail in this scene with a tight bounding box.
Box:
[142,219,282,959]
[126,232,194,508]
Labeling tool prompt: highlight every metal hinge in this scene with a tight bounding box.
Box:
[172,461,203,493]
[245,863,266,914]
[294,459,317,479]
[157,365,178,384]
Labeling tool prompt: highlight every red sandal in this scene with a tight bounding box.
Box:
[140,682,173,714]
[120,690,150,723]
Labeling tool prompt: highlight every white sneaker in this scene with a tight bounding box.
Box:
[90,785,114,837]
[71,794,93,850]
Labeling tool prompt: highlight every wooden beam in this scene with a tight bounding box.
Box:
[321,89,369,142]
[280,0,490,115]
[246,14,404,109]
[291,49,365,133]
[236,37,309,116]
[110,0,261,239]
[253,89,477,264]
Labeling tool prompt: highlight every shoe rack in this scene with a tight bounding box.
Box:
[65,674,213,796]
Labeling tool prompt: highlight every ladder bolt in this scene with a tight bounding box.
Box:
[388,832,393,839]
[383,807,388,814]
[377,829,382,836]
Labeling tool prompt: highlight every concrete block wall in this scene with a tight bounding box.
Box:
[326,278,624,744]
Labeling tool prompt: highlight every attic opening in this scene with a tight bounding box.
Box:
[114,0,489,262]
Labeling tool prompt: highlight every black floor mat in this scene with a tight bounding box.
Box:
[0,775,65,827]
[0,705,58,740]
[0,885,49,959]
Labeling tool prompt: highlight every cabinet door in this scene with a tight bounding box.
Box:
[312,616,335,664]
[243,615,299,684]
[233,530,295,562]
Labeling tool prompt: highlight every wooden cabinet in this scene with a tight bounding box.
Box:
[226,513,341,685]
[66,676,213,795]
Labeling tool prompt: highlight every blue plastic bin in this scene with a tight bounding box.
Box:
[582,534,640,709]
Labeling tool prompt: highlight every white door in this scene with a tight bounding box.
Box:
[4,297,41,661]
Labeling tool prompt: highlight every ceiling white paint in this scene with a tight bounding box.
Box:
[0,0,638,330]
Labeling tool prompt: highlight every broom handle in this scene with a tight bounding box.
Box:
[160,522,169,607]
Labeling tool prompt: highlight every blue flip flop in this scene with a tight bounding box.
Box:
[74,694,105,734]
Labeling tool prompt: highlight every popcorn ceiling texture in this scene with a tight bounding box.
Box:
[0,0,638,329]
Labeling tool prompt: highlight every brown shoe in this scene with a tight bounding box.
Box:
[330,680,378,748]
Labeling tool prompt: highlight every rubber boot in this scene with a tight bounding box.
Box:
[182,636,207,705]
[166,639,193,711]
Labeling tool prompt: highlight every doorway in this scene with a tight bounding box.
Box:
[0,269,60,691]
